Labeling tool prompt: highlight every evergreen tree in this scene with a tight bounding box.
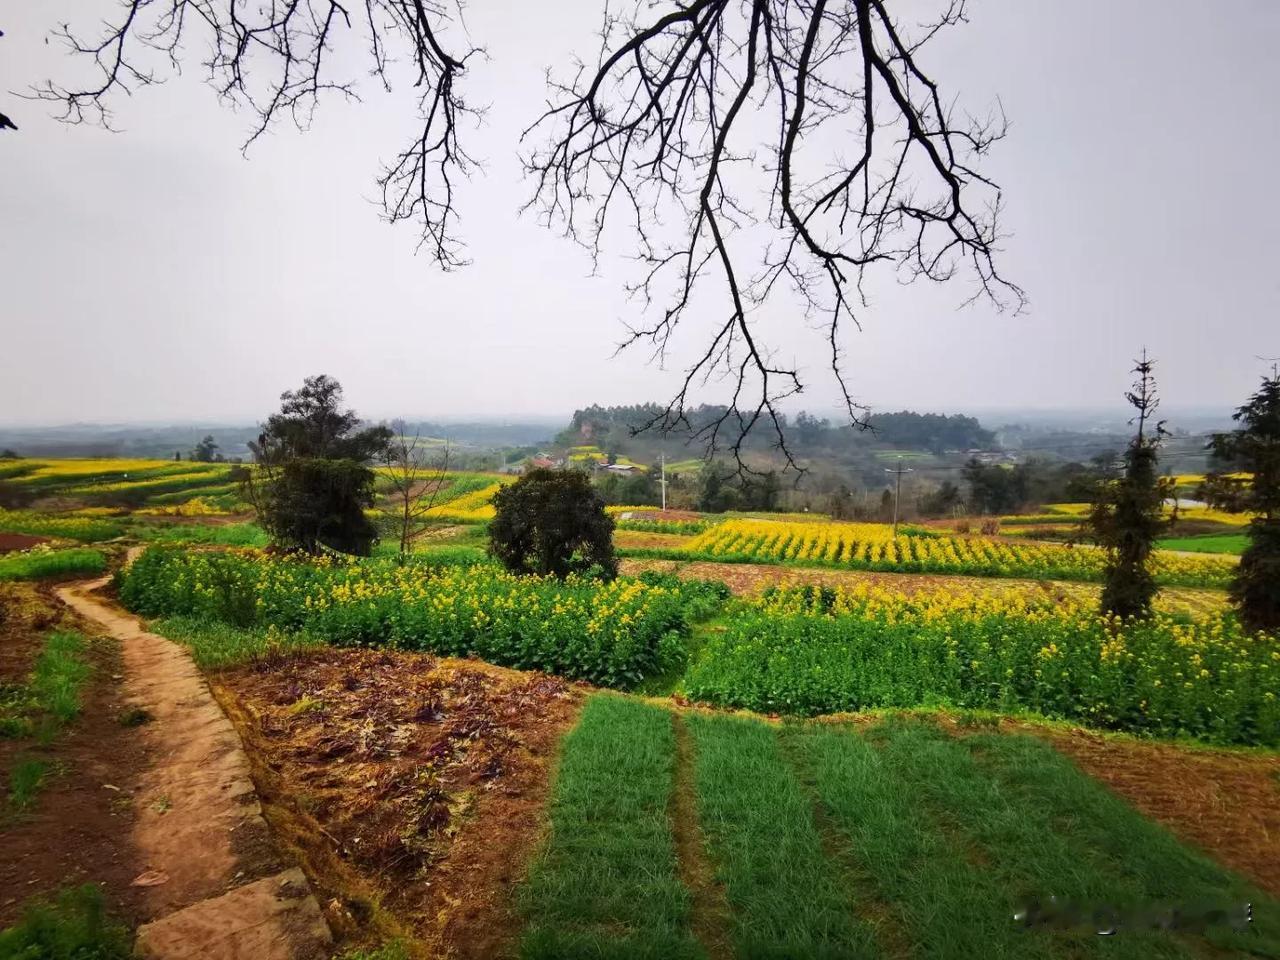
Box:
[1205,368,1280,633]
[1087,353,1174,620]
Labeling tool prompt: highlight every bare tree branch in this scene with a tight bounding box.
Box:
[523,0,1024,472]
[383,419,451,554]
[27,0,482,265]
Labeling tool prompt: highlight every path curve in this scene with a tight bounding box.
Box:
[56,564,332,960]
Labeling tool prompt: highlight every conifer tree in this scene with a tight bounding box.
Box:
[1205,367,1280,633]
[1087,353,1174,619]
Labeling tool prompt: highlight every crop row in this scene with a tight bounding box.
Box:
[680,519,1236,588]
[681,583,1280,745]
[0,510,124,543]
[119,548,710,686]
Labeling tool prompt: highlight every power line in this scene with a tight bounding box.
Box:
[885,458,914,535]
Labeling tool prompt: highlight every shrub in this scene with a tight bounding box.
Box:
[489,469,617,579]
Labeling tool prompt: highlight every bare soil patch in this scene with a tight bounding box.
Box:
[0,533,50,554]
[615,530,694,550]
[1041,727,1280,897]
[0,583,150,929]
[213,648,584,958]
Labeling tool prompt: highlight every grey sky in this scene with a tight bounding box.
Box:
[2,0,1278,427]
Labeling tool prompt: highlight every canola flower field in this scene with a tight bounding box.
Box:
[416,475,508,523]
[0,509,125,543]
[117,545,1277,745]
[673,519,1236,588]
[119,547,723,687]
[0,457,243,510]
[682,583,1280,745]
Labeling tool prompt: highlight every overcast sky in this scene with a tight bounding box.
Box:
[2,0,1278,427]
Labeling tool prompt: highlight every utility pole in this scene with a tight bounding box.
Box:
[660,453,667,511]
[885,457,913,535]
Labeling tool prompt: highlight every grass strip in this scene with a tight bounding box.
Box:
[5,631,95,814]
[686,713,877,959]
[31,631,93,727]
[1156,534,1248,554]
[518,695,703,959]
[152,617,324,670]
[869,719,1215,959]
[0,549,106,582]
[132,521,268,547]
[790,723,1062,960]
[968,731,1280,956]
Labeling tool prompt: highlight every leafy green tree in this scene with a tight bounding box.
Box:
[191,435,219,462]
[878,488,894,522]
[0,449,18,459]
[962,459,1019,514]
[245,375,390,556]
[1205,369,1280,633]
[1087,354,1174,620]
[696,463,739,513]
[741,470,782,511]
[918,480,963,518]
[254,459,379,555]
[253,374,392,462]
[489,469,617,579]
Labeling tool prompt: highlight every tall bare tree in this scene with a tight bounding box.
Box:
[31,1,1020,462]
[29,1,481,267]
[524,0,1024,467]
[383,420,451,555]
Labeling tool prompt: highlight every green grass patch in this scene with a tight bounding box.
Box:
[132,521,268,548]
[966,730,1280,955]
[1,631,93,740]
[0,510,123,543]
[7,755,51,811]
[793,724,1060,959]
[0,549,107,582]
[686,713,877,958]
[31,631,92,728]
[519,695,702,959]
[0,883,133,958]
[0,682,37,739]
[1156,534,1248,555]
[151,617,323,670]
[866,720,1273,957]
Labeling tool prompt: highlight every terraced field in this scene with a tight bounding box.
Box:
[622,517,1237,588]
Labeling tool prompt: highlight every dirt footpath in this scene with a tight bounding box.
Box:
[55,574,332,960]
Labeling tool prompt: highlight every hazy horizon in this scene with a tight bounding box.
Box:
[4,0,1278,425]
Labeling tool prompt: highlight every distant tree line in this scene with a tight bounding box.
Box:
[958,455,1120,515]
[562,404,995,461]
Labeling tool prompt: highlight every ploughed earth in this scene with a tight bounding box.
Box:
[211,649,584,959]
